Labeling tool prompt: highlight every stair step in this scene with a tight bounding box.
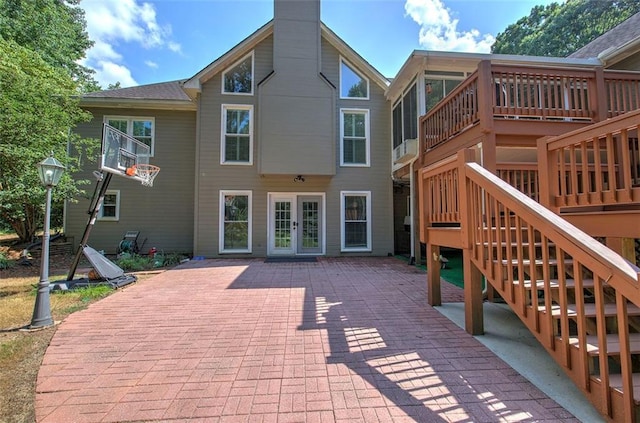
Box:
[539,302,640,318]
[607,374,640,404]
[567,333,640,355]
[477,241,546,247]
[496,258,573,266]
[516,279,595,289]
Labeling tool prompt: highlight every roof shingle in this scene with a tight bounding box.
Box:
[83,80,191,101]
[569,12,640,59]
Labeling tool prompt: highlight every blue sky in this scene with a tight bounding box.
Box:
[79,0,558,88]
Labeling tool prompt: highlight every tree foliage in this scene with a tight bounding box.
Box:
[0,0,96,89]
[492,0,640,57]
[0,3,98,242]
[0,38,96,241]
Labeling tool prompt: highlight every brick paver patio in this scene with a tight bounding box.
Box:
[36,257,578,422]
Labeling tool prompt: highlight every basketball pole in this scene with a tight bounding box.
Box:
[66,172,113,281]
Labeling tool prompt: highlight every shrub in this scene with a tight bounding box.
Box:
[114,253,154,271]
[0,251,13,270]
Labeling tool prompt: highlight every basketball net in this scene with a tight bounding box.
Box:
[130,164,160,187]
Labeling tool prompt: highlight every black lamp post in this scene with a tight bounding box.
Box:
[30,154,65,328]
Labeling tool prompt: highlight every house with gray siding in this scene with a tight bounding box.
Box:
[67,0,393,258]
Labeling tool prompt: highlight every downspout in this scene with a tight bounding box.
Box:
[408,154,419,265]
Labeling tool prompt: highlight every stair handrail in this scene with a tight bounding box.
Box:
[461,152,640,303]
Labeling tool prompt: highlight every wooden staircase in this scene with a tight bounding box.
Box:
[419,148,640,422]
[477,212,640,421]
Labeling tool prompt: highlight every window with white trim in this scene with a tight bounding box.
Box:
[222,52,254,95]
[341,191,371,251]
[340,58,369,99]
[105,116,155,156]
[219,191,252,253]
[98,190,120,221]
[221,105,253,165]
[340,109,370,166]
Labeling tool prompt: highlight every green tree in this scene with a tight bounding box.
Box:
[492,0,640,57]
[0,0,96,90]
[0,38,95,242]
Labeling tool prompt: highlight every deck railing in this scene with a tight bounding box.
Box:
[422,71,479,151]
[419,156,460,229]
[491,65,595,121]
[605,71,640,117]
[420,62,640,155]
[538,109,640,211]
[496,163,539,202]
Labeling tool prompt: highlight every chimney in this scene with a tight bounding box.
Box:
[273,0,321,74]
[258,0,336,176]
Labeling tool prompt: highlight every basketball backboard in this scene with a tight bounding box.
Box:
[101,123,151,184]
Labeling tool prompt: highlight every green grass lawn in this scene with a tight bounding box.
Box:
[396,250,464,289]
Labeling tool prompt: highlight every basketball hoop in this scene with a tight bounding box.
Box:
[132,164,160,187]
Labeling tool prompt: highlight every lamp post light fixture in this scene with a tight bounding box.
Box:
[30,154,65,328]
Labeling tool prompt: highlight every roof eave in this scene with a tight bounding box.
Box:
[80,97,197,111]
[598,35,640,66]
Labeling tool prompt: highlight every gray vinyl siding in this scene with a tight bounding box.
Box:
[259,6,335,176]
[321,38,393,257]
[67,108,196,255]
[194,34,393,257]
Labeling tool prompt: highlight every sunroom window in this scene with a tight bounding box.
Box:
[222,52,253,95]
[340,58,369,99]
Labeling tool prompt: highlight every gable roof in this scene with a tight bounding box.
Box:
[81,80,196,110]
[182,20,389,98]
[569,12,640,66]
[81,19,389,107]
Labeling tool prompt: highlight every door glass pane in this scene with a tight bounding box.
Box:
[275,201,291,248]
[301,201,319,248]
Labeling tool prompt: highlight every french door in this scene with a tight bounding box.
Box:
[268,194,324,255]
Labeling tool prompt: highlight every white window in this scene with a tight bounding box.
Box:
[221,105,253,165]
[105,116,155,156]
[340,58,369,100]
[340,109,370,166]
[341,191,371,252]
[219,190,252,253]
[98,190,120,221]
[222,52,254,95]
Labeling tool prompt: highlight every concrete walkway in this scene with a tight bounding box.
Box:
[37,258,582,422]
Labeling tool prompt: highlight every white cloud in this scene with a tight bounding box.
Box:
[80,0,182,87]
[93,62,137,88]
[145,60,159,69]
[404,0,495,52]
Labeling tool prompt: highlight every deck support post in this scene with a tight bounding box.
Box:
[463,248,484,335]
[427,243,441,306]
[606,237,636,264]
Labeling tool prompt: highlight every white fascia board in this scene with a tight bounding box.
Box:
[321,23,390,91]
